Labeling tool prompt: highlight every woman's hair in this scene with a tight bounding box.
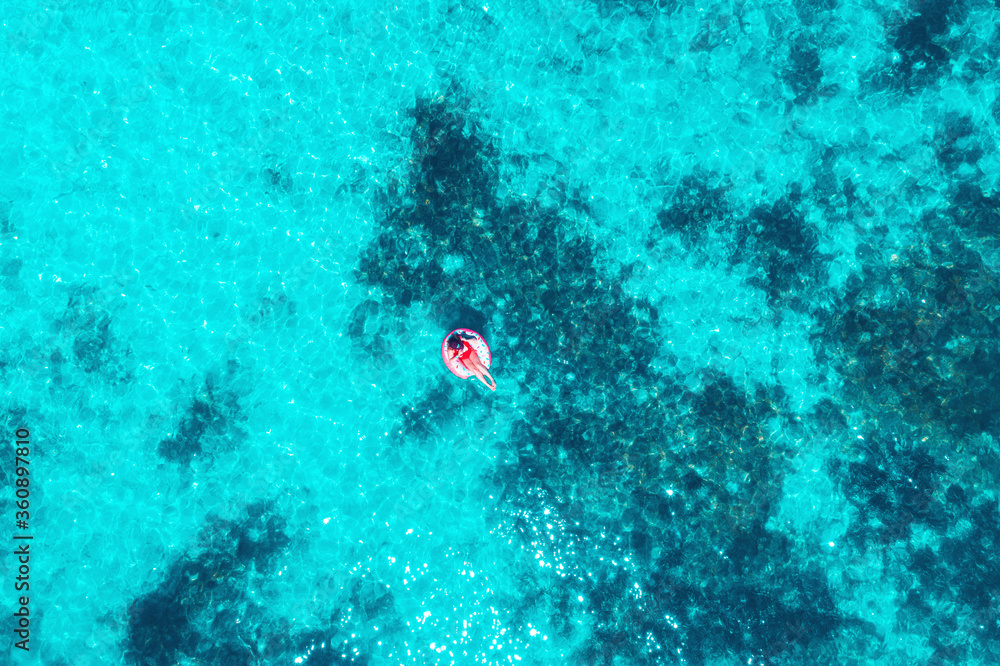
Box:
[447,334,462,350]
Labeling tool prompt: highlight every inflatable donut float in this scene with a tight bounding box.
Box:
[441,328,492,379]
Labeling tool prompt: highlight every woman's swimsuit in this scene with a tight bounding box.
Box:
[454,341,476,366]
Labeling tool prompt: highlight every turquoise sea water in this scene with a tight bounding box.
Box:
[2,0,1000,663]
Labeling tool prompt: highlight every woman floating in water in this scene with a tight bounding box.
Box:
[444,330,496,391]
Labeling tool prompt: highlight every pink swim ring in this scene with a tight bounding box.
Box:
[441,328,492,379]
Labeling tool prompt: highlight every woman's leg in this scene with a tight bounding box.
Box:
[470,367,495,390]
[465,356,496,390]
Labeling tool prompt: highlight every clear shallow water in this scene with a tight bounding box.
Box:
[2,0,1000,663]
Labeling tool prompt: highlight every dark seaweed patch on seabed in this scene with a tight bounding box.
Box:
[58,285,134,382]
[784,38,824,106]
[832,433,1000,662]
[729,186,828,311]
[887,0,967,92]
[818,240,1000,439]
[653,171,731,244]
[932,113,983,172]
[494,370,850,664]
[125,502,292,665]
[359,94,523,294]
[817,224,1000,657]
[949,181,1000,243]
[835,435,946,548]
[654,179,828,313]
[156,367,248,465]
[644,377,846,665]
[124,501,375,665]
[156,395,221,464]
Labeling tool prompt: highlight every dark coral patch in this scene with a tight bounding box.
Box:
[896,482,1000,653]
[835,436,945,548]
[947,182,1000,243]
[494,366,826,662]
[821,242,1000,438]
[785,39,823,105]
[403,93,498,240]
[656,179,828,310]
[156,397,217,463]
[355,90,496,308]
[889,0,964,92]
[434,300,488,337]
[654,172,730,242]
[730,189,825,308]
[356,93,666,395]
[125,502,293,666]
[932,113,982,171]
[59,285,133,382]
[810,397,848,430]
[637,519,844,664]
[156,370,246,464]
